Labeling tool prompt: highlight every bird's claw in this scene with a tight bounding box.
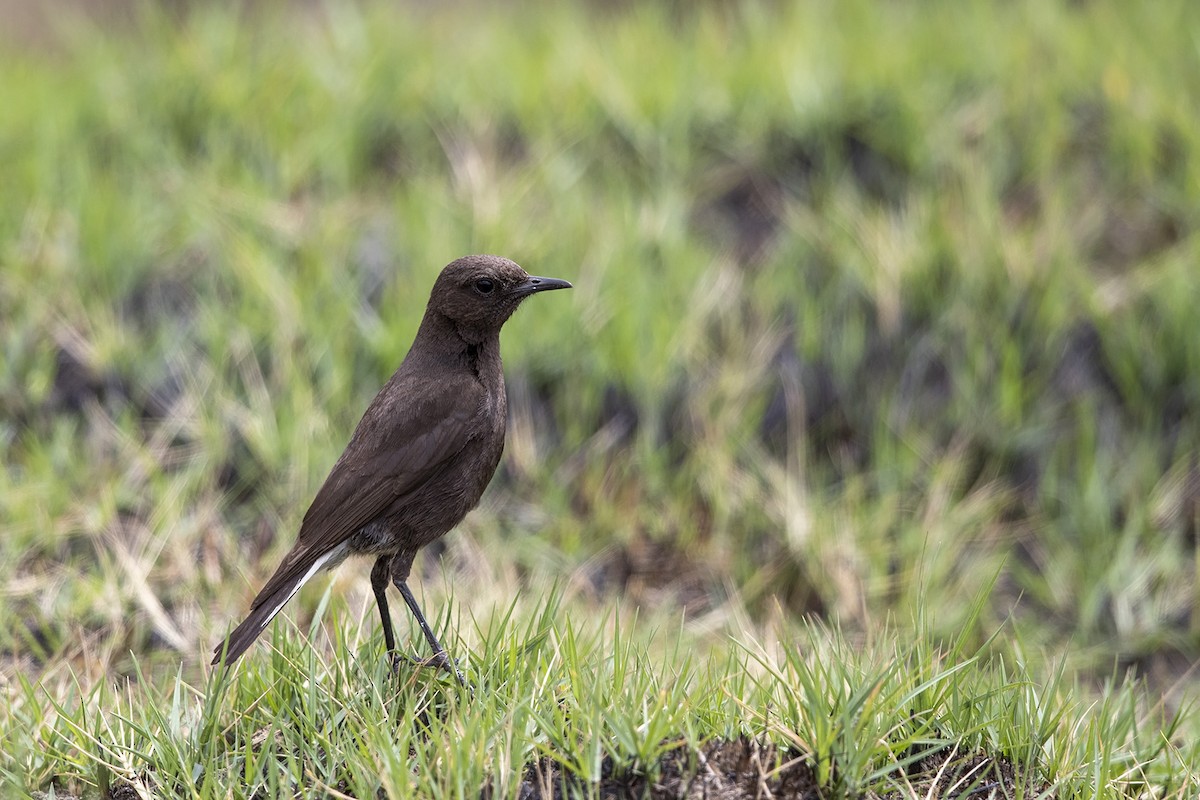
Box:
[423,651,470,690]
[390,649,470,691]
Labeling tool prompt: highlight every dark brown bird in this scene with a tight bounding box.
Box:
[212,255,571,674]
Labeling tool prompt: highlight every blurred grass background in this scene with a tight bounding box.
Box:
[2,0,1200,794]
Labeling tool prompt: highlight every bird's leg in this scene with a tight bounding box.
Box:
[391,550,466,686]
[370,555,399,668]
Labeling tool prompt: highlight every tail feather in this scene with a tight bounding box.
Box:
[211,583,296,666]
[211,544,348,667]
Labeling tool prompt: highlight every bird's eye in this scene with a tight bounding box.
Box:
[474,278,495,294]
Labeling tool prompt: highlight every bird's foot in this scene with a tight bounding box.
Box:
[389,649,469,690]
[419,650,469,688]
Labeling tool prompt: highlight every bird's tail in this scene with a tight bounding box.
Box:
[211,584,295,667]
[211,544,347,667]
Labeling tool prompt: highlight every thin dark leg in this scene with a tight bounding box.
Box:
[395,580,447,658]
[391,550,466,686]
[370,555,396,658]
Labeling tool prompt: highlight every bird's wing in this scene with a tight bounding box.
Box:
[247,370,483,611]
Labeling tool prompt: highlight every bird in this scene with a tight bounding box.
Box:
[212,254,571,677]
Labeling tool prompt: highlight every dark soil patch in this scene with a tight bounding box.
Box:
[882,749,1047,799]
[505,737,1044,799]
[504,737,818,800]
[589,537,716,616]
[48,346,130,418]
[693,169,784,267]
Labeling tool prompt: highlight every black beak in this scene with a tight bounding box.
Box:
[514,275,573,297]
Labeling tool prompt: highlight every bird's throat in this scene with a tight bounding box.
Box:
[465,342,481,376]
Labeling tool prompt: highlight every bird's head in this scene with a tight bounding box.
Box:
[428,255,571,341]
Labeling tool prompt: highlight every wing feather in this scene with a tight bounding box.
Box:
[247,370,481,611]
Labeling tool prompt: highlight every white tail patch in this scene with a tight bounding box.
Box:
[261,542,350,631]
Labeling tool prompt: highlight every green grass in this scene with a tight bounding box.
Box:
[11,589,1197,798]
[2,0,1200,796]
